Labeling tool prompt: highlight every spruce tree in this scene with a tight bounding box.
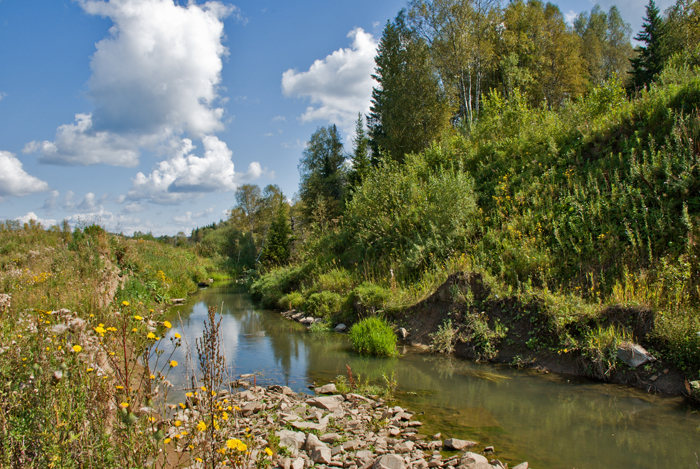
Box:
[348,113,371,193]
[259,203,292,266]
[629,0,668,89]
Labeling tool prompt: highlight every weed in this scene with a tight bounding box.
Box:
[348,317,398,357]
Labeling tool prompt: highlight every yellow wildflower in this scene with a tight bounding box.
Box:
[132,328,137,332]
[72,345,82,353]
[122,301,129,306]
[234,405,241,411]
[116,385,124,390]
[170,360,178,367]
[86,368,94,372]
[265,447,273,457]
[179,403,185,409]
[133,315,143,321]
[150,374,156,379]
[174,332,181,339]
[196,421,206,432]
[147,332,156,340]
[163,321,172,329]
[174,420,182,427]
[164,438,171,444]
[120,402,129,408]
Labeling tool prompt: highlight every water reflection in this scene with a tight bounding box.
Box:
[157,285,700,469]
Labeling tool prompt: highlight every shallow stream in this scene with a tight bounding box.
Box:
[159,284,700,469]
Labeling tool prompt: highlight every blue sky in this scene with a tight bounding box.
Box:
[0,0,668,236]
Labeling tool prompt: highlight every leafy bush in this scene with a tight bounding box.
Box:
[429,319,461,354]
[312,269,354,294]
[304,291,342,318]
[346,283,392,318]
[278,291,305,311]
[348,317,398,357]
[347,149,477,275]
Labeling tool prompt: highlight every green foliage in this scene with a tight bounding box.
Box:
[462,312,507,361]
[278,291,305,311]
[304,291,343,318]
[368,12,451,161]
[298,125,346,223]
[630,0,669,90]
[429,319,461,354]
[260,203,293,266]
[581,325,630,380]
[346,283,392,318]
[348,317,398,357]
[347,148,477,276]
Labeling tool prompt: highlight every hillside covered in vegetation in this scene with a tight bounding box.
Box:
[233,0,700,388]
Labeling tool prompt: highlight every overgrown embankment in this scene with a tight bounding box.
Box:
[0,221,223,466]
[250,67,700,398]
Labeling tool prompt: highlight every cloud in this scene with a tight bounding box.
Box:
[127,136,264,204]
[282,28,378,134]
[173,206,215,225]
[24,0,234,166]
[0,92,7,103]
[0,151,50,200]
[122,202,147,214]
[16,212,57,227]
[564,10,578,26]
[42,190,60,213]
[272,115,286,123]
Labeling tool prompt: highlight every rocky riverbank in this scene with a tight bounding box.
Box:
[173,382,529,469]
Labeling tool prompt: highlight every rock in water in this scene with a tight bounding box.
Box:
[334,323,347,332]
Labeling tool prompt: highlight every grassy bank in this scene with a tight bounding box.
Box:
[0,221,252,467]
[250,65,700,390]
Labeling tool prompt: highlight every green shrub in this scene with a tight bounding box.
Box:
[313,269,354,294]
[349,317,398,357]
[278,291,305,311]
[304,291,342,318]
[346,283,392,317]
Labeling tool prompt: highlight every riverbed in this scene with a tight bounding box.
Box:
[158,284,700,469]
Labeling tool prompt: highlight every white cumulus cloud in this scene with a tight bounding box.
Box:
[0,151,50,200]
[282,28,378,134]
[16,212,57,227]
[24,0,234,166]
[128,136,264,204]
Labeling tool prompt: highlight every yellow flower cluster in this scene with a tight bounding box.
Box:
[225,439,247,452]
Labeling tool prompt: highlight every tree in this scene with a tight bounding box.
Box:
[665,0,700,59]
[574,5,633,86]
[496,0,587,107]
[408,0,500,128]
[298,125,346,223]
[629,0,669,90]
[368,13,451,162]
[347,113,371,193]
[260,202,293,266]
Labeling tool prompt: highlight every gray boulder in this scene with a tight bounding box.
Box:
[306,395,344,412]
[276,430,306,455]
[309,447,332,464]
[315,383,338,394]
[373,454,406,469]
[617,342,655,368]
[334,323,347,332]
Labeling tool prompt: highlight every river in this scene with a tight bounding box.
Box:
[157,284,700,469]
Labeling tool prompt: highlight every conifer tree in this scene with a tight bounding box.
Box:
[348,113,371,192]
[259,203,292,266]
[629,0,669,89]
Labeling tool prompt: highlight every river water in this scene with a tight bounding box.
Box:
[159,284,700,469]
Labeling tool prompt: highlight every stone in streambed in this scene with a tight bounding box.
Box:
[443,438,477,451]
[307,395,344,412]
[316,383,338,394]
[512,463,528,469]
[373,454,405,469]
